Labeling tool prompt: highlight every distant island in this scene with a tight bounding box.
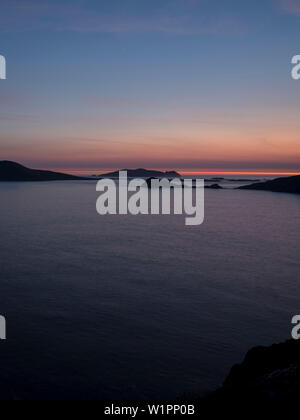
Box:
[238,175,300,194]
[2,162,299,195]
[0,161,87,182]
[0,162,181,182]
[146,177,223,189]
[101,168,181,178]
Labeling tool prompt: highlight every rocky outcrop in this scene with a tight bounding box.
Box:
[238,175,300,194]
[145,178,223,189]
[201,339,300,409]
[205,183,223,189]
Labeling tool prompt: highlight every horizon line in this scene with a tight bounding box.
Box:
[50,168,300,176]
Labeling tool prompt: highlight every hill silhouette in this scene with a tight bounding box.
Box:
[0,161,86,182]
[101,168,181,178]
[238,175,300,194]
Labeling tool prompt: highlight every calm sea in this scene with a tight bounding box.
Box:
[0,179,299,400]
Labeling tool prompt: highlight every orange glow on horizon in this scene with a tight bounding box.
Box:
[179,171,300,176]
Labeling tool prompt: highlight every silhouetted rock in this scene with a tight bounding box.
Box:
[228,178,261,182]
[145,178,194,188]
[205,183,223,189]
[145,178,223,189]
[0,161,88,182]
[102,169,181,178]
[238,175,300,194]
[146,177,157,187]
[209,177,225,182]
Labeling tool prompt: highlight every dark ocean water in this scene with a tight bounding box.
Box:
[0,180,300,400]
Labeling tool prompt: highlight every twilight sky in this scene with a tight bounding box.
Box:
[1,0,300,174]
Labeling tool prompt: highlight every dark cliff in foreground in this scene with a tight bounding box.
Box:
[201,339,300,410]
[1,338,299,403]
[0,161,87,182]
[238,175,300,194]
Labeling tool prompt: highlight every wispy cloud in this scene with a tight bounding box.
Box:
[0,0,247,36]
[0,114,36,122]
[279,0,300,14]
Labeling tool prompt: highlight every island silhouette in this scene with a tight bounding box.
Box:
[0,161,87,182]
[1,161,300,196]
[0,161,182,182]
[239,175,300,194]
[100,168,180,178]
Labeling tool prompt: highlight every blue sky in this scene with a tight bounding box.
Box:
[0,0,300,173]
